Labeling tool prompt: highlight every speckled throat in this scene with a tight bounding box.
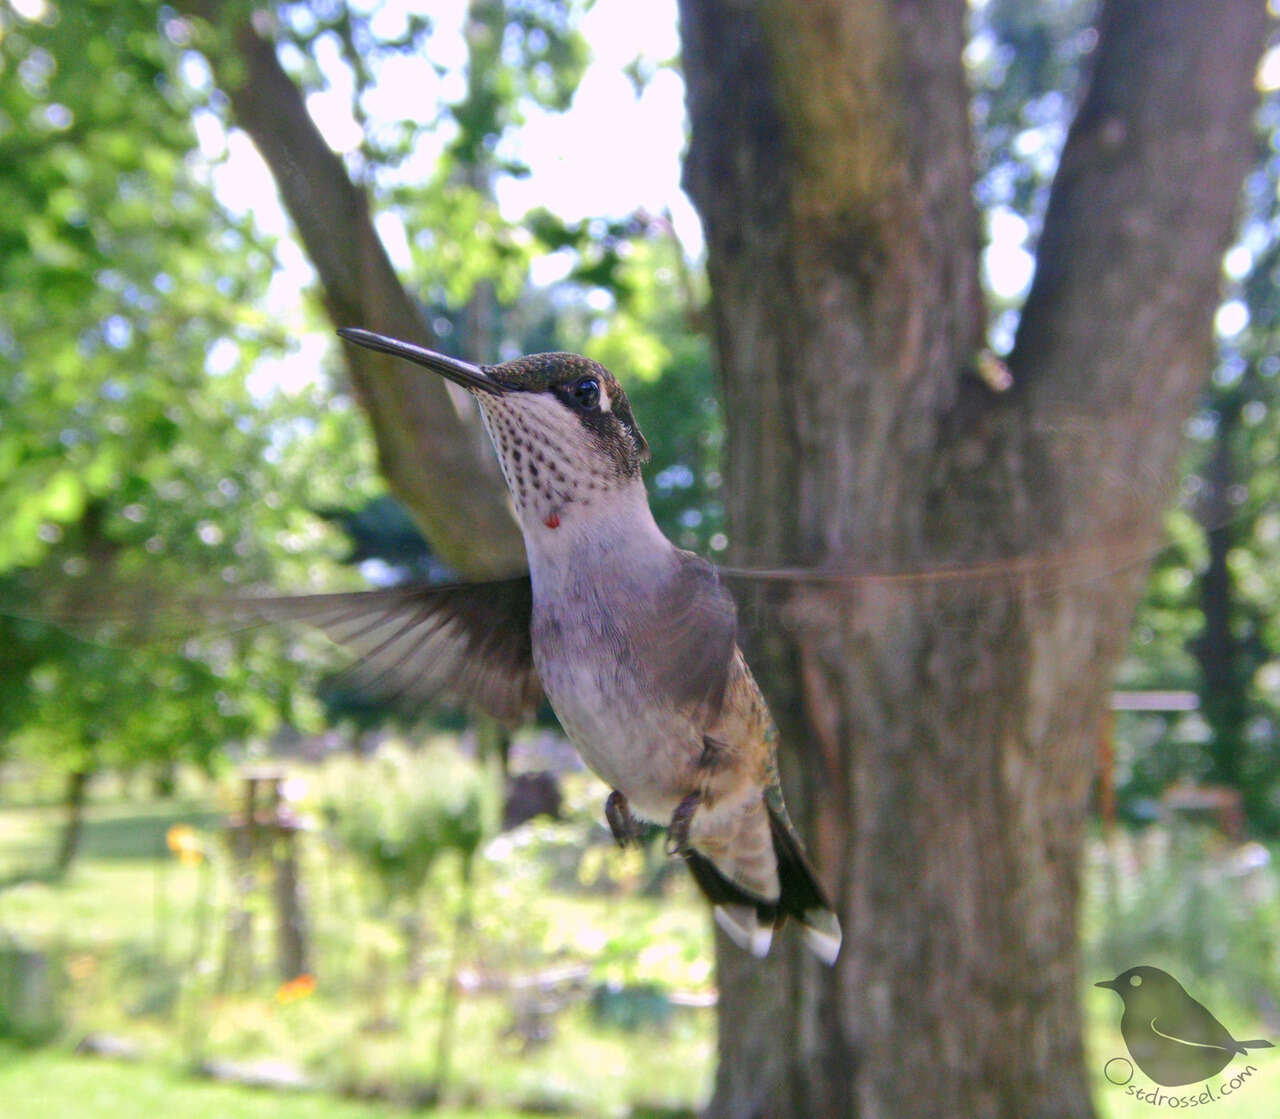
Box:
[476,392,612,527]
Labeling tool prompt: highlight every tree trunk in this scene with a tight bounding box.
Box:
[153,761,178,799]
[54,766,92,877]
[1192,384,1249,790]
[678,1,1264,1116]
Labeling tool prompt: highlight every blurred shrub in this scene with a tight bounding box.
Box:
[1086,827,1279,1013]
[0,941,64,1044]
[317,743,500,910]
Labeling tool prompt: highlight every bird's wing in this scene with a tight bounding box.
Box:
[216,577,542,726]
[634,550,738,722]
[1147,1017,1233,1053]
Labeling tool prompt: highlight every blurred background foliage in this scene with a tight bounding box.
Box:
[1,0,1279,1114]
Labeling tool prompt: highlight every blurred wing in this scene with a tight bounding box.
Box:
[219,577,541,726]
[636,551,738,721]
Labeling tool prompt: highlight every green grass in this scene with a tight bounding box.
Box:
[0,1045,525,1119]
[2,766,1278,1117]
[1083,827,1280,1119]
[0,766,714,1117]
[1087,987,1278,1119]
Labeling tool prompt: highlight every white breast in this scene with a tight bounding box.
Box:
[524,480,703,820]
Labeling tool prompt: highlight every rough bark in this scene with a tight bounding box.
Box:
[193,7,523,579]
[679,0,1264,1116]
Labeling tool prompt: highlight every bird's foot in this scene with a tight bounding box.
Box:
[665,792,700,857]
[662,739,725,857]
[604,790,641,848]
[698,735,729,772]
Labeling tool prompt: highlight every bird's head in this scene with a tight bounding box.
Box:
[1096,965,1184,1006]
[338,329,650,531]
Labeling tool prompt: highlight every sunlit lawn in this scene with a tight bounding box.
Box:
[1,762,1277,1117]
[1082,829,1280,1119]
[0,1044,526,1119]
[0,761,715,1117]
[1087,1000,1278,1119]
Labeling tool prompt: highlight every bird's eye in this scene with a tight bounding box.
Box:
[1129,975,1142,988]
[570,377,600,411]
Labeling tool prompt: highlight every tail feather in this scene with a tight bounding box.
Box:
[684,800,842,965]
[713,904,774,958]
[1237,1039,1274,1050]
[768,805,842,966]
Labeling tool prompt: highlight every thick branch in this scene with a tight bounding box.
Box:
[198,10,524,578]
[1014,0,1265,433]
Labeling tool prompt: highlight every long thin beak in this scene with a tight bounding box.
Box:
[1095,979,1119,991]
[337,328,503,394]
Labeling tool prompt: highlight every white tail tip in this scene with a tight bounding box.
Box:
[714,904,841,964]
[714,904,773,958]
[801,908,843,966]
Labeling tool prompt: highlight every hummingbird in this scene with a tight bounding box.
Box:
[250,328,842,964]
[1096,966,1273,1086]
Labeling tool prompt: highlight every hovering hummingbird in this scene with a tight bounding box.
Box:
[250,328,842,964]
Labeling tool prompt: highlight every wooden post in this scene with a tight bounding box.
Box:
[218,773,261,991]
[269,778,310,980]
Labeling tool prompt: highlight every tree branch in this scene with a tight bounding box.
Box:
[195,8,524,578]
[1013,0,1265,419]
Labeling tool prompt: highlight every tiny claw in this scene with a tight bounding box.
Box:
[698,735,728,773]
[605,790,639,848]
[665,792,700,857]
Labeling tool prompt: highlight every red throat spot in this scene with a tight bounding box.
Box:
[544,512,560,529]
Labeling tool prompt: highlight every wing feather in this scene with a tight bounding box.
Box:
[634,551,738,722]
[217,577,541,725]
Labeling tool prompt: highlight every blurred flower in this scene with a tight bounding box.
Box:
[66,953,97,982]
[275,973,316,1005]
[165,824,204,866]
